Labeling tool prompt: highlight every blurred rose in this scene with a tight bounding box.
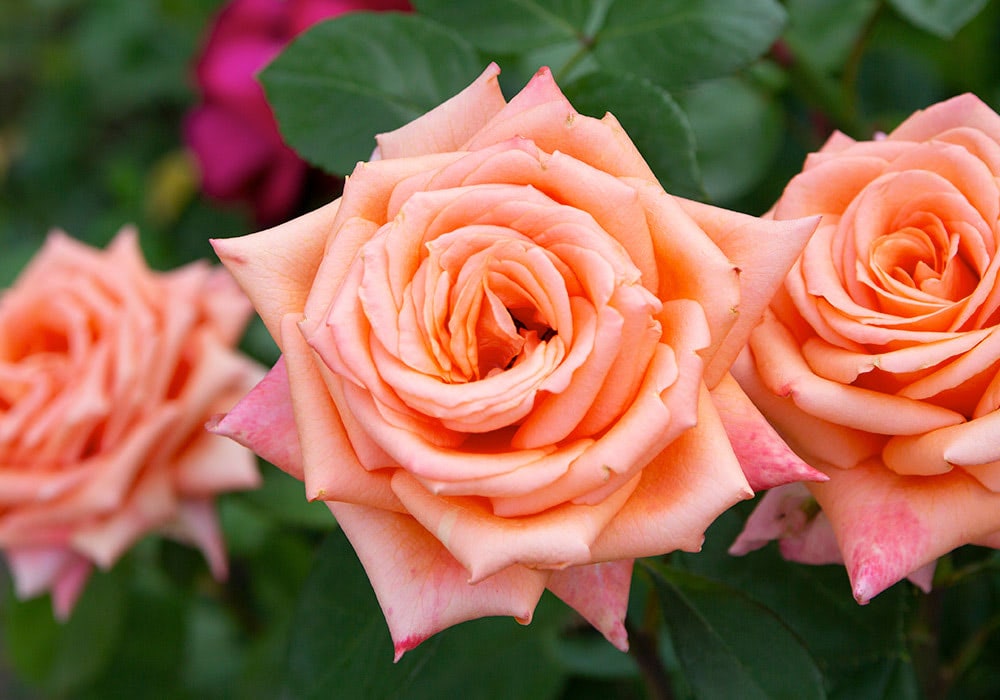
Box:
[211,64,820,657]
[733,94,1000,602]
[0,229,263,618]
[185,0,411,224]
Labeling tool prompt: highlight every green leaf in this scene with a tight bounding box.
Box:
[827,656,921,700]
[643,560,826,700]
[285,530,570,699]
[591,0,787,89]
[563,71,704,199]
[181,597,244,695]
[547,630,638,679]
[4,567,124,694]
[784,0,880,73]
[413,0,610,54]
[677,76,783,204]
[888,0,990,38]
[672,504,923,695]
[261,13,481,175]
[78,566,189,700]
[418,0,787,90]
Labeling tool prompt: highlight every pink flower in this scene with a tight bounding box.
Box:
[211,64,821,658]
[185,0,411,224]
[733,94,1000,602]
[0,228,263,618]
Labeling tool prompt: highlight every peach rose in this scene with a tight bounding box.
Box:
[0,229,263,618]
[211,64,820,657]
[733,94,1000,602]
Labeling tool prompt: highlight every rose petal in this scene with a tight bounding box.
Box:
[883,407,1000,487]
[750,311,965,435]
[731,346,884,469]
[547,559,633,652]
[679,198,820,388]
[467,68,657,182]
[391,468,638,582]
[161,498,229,580]
[375,63,506,160]
[710,372,827,491]
[211,198,342,341]
[208,357,304,479]
[729,483,842,565]
[811,460,1000,602]
[331,501,548,661]
[281,314,403,510]
[590,384,753,560]
[889,93,1000,145]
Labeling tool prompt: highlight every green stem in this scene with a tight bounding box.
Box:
[626,583,674,700]
[774,1,885,139]
[911,586,944,700]
[839,0,886,129]
[626,622,673,699]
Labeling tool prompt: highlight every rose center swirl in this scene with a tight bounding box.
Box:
[417,230,567,383]
[868,218,978,304]
[344,185,661,438]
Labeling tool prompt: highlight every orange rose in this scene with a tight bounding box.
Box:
[733,94,1000,602]
[212,64,820,657]
[0,229,262,617]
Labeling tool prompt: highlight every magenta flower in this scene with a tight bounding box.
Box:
[185,0,411,225]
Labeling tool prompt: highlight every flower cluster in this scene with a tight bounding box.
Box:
[8,4,1000,676]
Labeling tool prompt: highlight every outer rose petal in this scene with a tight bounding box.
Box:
[678,198,821,388]
[6,548,80,599]
[390,469,639,582]
[211,198,341,341]
[590,385,753,560]
[750,312,965,435]
[890,93,1000,144]
[331,502,548,661]
[160,499,230,580]
[731,347,885,470]
[280,314,402,511]
[810,461,1000,602]
[728,483,842,565]
[710,372,827,491]
[208,357,305,479]
[375,63,507,160]
[547,559,633,652]
[467,70,657,182]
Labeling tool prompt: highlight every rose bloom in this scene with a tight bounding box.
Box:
[212,64,820,657]
[0,229,262,618]
[185,0,411,224]
[732,94,1000,602]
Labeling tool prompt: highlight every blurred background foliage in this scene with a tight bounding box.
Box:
[0,0,251,283]
[3,1,1000,698]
